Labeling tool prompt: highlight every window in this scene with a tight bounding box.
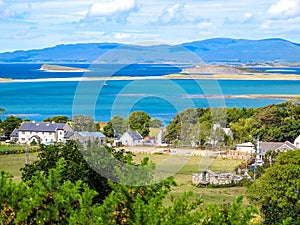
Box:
[21,138,25,141]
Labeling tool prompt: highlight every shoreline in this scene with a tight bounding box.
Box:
[39,64,90,73]
[1,72,300,82]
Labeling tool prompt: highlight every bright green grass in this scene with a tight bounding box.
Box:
[0,152,39,182]
[0,144,27,151]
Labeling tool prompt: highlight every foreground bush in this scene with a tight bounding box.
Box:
[0,158,258,224]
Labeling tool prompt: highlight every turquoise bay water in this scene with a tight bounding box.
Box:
[0,64,299,123]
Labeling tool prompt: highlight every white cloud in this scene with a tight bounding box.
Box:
[87,0,139,22]
[153,3,209,26]
[268,0,300,18]
[114,32,131,39]
[157,3,185,24]
[243,12,253,21]
[0,0,16,19]
[196,21,214,30]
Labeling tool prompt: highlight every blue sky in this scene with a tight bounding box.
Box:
[1,0,300,52]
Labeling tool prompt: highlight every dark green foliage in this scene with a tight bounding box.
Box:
[165,101,300,144]
[247,150,300,224]
[0,107,4,123]
[43,115,69,123]
[0,115,22,138]
[103,121,115,137]
[0,159,101,224]
[252,102,300,142]
[1,159,257,225]
[165,114,181,144]
[98,181,257,225]
[226,107,257,125]
[21,140,133,202]
[128,111,150,137]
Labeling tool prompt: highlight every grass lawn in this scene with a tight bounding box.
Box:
[0,144,27,151]
[134,153,247,205]
[0,152,39,182]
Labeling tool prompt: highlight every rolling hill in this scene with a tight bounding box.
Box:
[1,38,300,63]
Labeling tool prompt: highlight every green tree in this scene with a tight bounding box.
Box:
[230,118,255,143]
[111,116,127,137]
[0,159,102,224]
[128,111,150,137]
[43,115,69,123]
[0,107,5,122]
[247,150,300,224]
[72,114,97,132]
[1,115,22,138]
[165,114,181,144]
[21,140,133,202]
[103,122,115,138]
[150,118,164,128]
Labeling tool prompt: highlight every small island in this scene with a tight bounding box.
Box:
[40,64,90,72]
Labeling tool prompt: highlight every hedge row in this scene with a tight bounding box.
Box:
[0,147,40,155]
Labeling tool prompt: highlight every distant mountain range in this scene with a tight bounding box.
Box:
[1,38,300,63]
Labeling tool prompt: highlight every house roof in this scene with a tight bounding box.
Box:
[77,131,106,138]
[11,128,18,137]
[64,131,74,138]
[236,142,254,147]
[260,141,296,152]
[127,131,143,140]
[18,122,67,132]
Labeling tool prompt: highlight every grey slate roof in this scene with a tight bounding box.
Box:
[77,131,106,138]
[260,141,296,154]
[11,128,18,137]
[127,131,143,140]
[18,122,66,132]
[64,131,74,139]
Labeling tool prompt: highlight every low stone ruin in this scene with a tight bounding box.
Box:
[192,169,251,186]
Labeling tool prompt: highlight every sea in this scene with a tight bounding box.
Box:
[1,64,300,124]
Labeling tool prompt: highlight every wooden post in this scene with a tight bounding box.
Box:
[25,146,29,165]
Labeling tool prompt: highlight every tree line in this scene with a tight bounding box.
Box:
[2,101,300,145]
[165,101,300,147]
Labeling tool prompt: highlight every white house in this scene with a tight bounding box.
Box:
[120,131,143,146]
[69,131,106,146]
[258,141,297,159]
[294,135,300,148]
[235,142,255,154]
[11,121,73,145]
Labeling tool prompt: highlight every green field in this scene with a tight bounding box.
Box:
[0,151,247,205]
[0,152,39,182]
[134,154,247,205]
[0,144,27,151]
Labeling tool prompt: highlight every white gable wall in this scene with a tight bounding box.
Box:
[294,135,300,148]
